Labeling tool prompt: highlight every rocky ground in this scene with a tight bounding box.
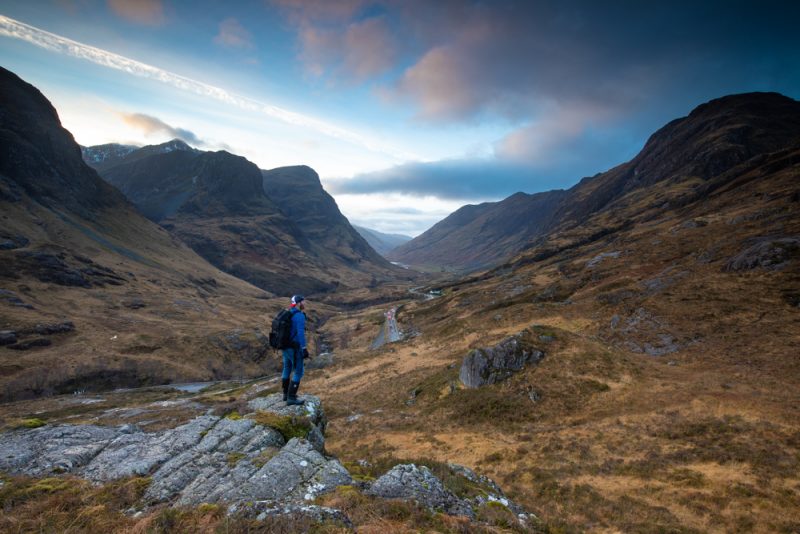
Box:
[0,379,535,532]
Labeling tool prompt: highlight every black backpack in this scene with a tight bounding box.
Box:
[269,308,296,350]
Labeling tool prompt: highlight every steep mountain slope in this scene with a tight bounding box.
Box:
[388,189,566,271]
[86,147,408,296]
[313,92,800,532]
[353,225,412,257]
[511,92,800,266]
[261,165,393,271]
[0,67,289,401]
[393,92,800,273]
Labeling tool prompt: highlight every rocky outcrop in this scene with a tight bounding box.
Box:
[0,391,535,528]
[609,307,685,356]
[366,463,533,526]
[724,236,800,271]
[0,330,17,345]
[0,395,350,509]
[228,502,353,527]
[367,464,474,517]
[248,393,327,453]
[459,332,544,388]
[1,321,75,352]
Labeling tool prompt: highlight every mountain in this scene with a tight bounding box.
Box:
[312,92,800,532]
[80,143,138,171]
[393,92,800,273]
[0,67,288,401]
[84,145,408,296]
[353,225,412,257]
[388,190,566,271]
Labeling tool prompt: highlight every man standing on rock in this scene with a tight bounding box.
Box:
[282,295,309,406]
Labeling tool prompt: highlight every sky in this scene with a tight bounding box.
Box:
[1,1,799,237]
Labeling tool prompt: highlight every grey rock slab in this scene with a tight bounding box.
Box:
[0,410,350,513]
[229,502,352,528]
[614,307,684,356]
[0,424,121,476]
[448,463,526,516]
[232,438,352,504]
[144,417,284,505]
[586,251,620,268]
[724,236,800,271]
[367,463,474,518]
[81,415,219,481]
[460,333,544,388]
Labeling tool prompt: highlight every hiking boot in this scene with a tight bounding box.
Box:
[286,381,304,406]
[281,378,290,401]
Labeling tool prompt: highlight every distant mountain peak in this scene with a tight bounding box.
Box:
[80,143,138,164]
[150,138,197,153]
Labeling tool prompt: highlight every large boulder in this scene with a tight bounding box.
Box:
[459,332,544,388]
[367,464,474,518]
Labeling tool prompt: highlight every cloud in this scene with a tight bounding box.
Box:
[297,15,396,81]
[119,112,208,147]
[328,159,566,201]
[495,101,616,165]
[214,17,254,49]
[343,16,396,79]
[270,0,368,25]
[272,0,395,81]
[107,0,165,26]
[0,14,415,162]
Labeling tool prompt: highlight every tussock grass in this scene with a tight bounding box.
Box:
[250,410,312,441]
[0,475,150,532]
[13,417,46,429]
[317,485,534,533]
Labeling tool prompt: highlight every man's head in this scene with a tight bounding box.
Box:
[291,294,305,310]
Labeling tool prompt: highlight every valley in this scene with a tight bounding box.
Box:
[1,65,799,533]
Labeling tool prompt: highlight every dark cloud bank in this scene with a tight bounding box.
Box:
[295,1,800,201]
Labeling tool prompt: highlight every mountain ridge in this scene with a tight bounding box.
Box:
[0,66,287,401]
[353,225,412,257]
[391,92,800,272]
[84,143,409,295]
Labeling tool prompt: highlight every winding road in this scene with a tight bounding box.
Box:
[371,307,402,349]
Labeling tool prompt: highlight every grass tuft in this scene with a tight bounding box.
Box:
[250,410,312,441]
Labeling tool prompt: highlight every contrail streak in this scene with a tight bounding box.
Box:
[0,14,414,161]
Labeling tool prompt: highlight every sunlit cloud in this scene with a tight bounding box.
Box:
[0,14,415,162]
[119,112,209,147]
[107,0,165,26]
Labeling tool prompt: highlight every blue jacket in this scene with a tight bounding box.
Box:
[290,308,306,350]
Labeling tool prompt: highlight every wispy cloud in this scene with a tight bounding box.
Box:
[0,14,415,162]
[214,17,254,49]
[107,0,165,26]
[119,112,208,147]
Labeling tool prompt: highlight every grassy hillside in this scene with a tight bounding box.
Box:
[304,122,800,532]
